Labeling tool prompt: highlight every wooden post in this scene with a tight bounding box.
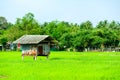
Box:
[22,56,24,60]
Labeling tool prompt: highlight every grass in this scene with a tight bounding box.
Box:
[0,51,120,80]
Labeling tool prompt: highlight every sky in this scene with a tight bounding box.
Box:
[0,0,120,26]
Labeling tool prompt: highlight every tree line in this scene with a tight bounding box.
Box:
[0,13,120,51]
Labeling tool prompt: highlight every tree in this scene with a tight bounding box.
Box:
[80,21,93,29]
[15,13,41,34]
[72,30,91,51]
[0,12,120,52]
[53,21,70,40]
[42,21,58,36]
[3,12,43,43]
[0,16,9,40]
[59,33,73,50]
[103,28,119,47]
[5,26,23,41]
[0,16,8,29]
[96,20,109,28]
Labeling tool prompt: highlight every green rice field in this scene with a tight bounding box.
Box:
[0,51,120,80]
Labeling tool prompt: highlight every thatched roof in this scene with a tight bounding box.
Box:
[13,35,57,44]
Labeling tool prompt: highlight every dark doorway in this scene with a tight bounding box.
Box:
[38,46,43,55]
[0,46,2,51]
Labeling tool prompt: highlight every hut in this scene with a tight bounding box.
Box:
[13,35,57,57]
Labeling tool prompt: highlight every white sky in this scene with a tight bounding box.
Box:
[0,0,120,26]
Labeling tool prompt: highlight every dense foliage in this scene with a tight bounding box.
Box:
[0,13,120,51]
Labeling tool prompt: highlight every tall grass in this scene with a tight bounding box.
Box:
[0,51,120,80]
